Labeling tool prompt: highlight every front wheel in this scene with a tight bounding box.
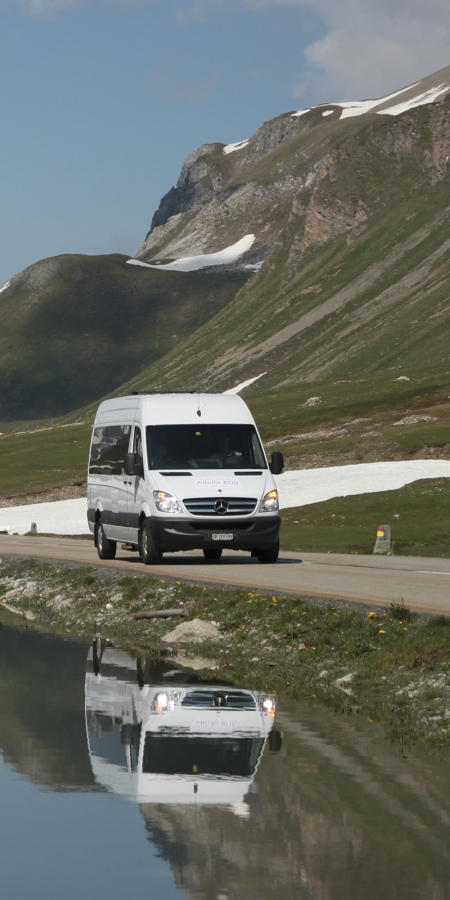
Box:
[256,539,279,564]
[95,517,117,560]
[139,519,162,565]
[203,548,222,562]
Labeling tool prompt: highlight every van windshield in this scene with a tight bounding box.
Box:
[146,424,266,470]
[142,734,264,776]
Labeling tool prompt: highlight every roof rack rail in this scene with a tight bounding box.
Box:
[126,390,200,395]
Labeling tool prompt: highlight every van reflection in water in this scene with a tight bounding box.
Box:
[85,641,281,815]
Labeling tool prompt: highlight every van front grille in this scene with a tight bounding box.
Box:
[183,497,257,516]
[181,691,256,709]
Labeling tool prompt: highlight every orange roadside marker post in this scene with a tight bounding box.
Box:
[373,524,392,554]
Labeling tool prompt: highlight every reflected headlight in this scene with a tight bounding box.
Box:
[153,491,183,514]
[262,695,276,717]
[260,490,279,512]
[152,691,180,712]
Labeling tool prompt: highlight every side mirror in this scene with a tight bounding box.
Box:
[269,451,284,475]
[124,452,136,476]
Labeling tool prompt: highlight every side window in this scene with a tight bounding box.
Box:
[133,426,143,468]
[89,425,131,475]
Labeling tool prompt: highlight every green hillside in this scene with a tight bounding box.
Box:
[0,253,248,422]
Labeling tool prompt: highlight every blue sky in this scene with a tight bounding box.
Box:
[1,0,450,286]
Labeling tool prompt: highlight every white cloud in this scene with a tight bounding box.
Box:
[11,0,145,14]
[305,4,450,100]
[244,0,450,100]
[175,3,206,23]
[17,0,78,11]
[172,1,450,101]
[171,68,221,103]
[9,0,450,103]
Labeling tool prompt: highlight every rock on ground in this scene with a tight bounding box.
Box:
[161,618,221,644]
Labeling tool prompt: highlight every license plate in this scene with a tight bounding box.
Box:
[211,533,234,541]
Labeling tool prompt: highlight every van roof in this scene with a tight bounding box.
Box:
[94,393,255,427]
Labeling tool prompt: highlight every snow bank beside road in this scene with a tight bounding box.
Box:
[0,498,89,536]
[1,461,450,537]
[275,460,450,510]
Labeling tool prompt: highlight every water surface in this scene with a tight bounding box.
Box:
[0,618,449,900]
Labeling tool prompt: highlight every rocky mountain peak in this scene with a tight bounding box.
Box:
[135,64,450,276]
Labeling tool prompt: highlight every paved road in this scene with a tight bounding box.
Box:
[0,535,449,615]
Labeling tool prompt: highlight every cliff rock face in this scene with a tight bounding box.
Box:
[135,113,313,266]
[135,64,450,272]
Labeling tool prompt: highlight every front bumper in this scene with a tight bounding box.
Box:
[148,515,280,552]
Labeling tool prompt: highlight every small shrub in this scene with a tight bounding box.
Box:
[119,577,141,603]
[387,600,416,623]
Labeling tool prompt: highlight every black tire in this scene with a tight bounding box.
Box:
[139,519,162,565]
[120,724,133,746]
[95,517,117,560]
[203,548,222,561]
[268,729,283,753]
[137,656,152,687]
[93,636,105,676]
[256,539,279,564]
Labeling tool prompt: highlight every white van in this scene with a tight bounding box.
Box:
[87,393,283,564]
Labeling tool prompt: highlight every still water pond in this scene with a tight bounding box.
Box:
[0,619,449,900]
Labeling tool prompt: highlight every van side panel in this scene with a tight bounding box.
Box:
[88,401,139,541]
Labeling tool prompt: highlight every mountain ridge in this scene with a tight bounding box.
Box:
[134,64,450,272]
[122,83,450,399]
[0,253,248,422]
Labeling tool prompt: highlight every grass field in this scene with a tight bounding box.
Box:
[281,478,450,557]
[0,423,90,498]
[248,366,450,444]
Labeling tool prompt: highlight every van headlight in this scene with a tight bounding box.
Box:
[260,490,279,512]
[261,695,276,716]
[153,491,183,514]
[152,691,180,712]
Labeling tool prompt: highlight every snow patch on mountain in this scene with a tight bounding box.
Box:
[292,77,450,121]
[223,139,250,155]
[381,83,450,116]
[223,373,266,395]
[0,280,11,295]
[293,81,416,119]
[127,235,255,272]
